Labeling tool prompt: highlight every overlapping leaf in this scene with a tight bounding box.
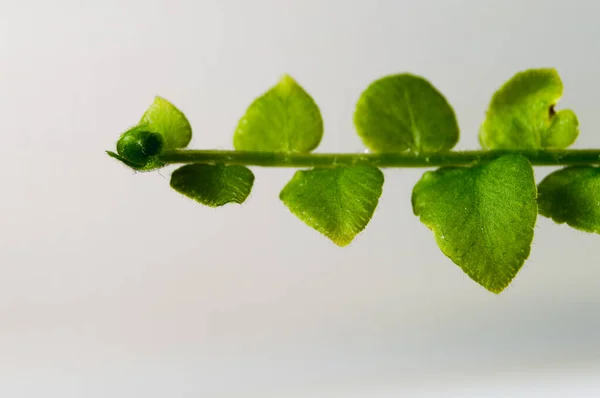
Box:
[109,96,192,171]
[140,96,193,149]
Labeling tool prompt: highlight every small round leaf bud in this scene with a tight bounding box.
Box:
[116,127,164,169]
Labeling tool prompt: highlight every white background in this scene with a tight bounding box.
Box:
[1,0,600,396]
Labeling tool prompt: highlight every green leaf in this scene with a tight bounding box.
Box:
[354,73,459,154]
[140,96,192,149]
[170,164,255,207]
[233,74,324,153]
[538,166,600,233]
[109,125,166,171]
[479,68,579,150]
[279,166,384,247]
[411,155,538,293]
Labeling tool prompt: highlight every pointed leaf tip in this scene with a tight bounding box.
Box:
[233,75,323,153]
[280,166,384,247]
[140,96,192,149]
[412,155,538,293]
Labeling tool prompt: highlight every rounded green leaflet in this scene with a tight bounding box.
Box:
[411,155,538,294]
[106,124,166,171]
[233,75,324,153]
[279,166,384,247]
[538,166,600,233]
[140,96,193,149]
[479,68,579,150]
[354,73,459,154]
[170,164,255,207]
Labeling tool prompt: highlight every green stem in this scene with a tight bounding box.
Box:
[158,149,600,168]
